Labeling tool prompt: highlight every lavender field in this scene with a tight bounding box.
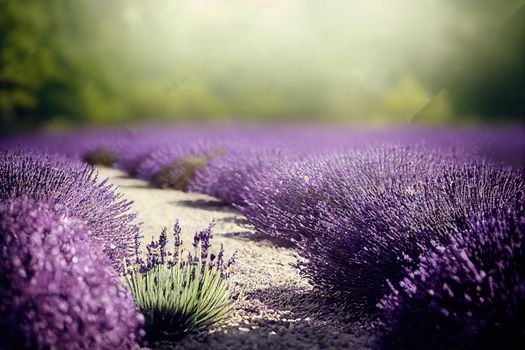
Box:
[0,125,524,349]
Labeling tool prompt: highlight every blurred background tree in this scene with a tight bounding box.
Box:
[415,2,525,123]
[1,0,523,133]
[1,0,117,132]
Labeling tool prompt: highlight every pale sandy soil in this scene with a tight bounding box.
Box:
[98,167,372,350]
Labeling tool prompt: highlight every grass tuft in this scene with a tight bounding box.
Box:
[123,221,235,343]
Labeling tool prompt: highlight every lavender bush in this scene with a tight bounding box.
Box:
[377,206,525,350]
[191,145,293,206]
[240,145,460,242]
[240,146,524,313]
[0,198,144,350]
[124,221,236,342]
[0,149,138,266]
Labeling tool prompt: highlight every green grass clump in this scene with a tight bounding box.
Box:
[153,148,227,190]
[83,147,118,166]
[154,155,209,190]
[123,221,235,343]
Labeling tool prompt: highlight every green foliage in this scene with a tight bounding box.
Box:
[123,222,235,342]
[124,260,232,342]
[83,148,118,167]
[1,0,523,131]
[154,156,210,191]
[0,0,126,133]
[153,149,227,190]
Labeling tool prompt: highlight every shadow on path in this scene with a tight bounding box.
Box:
[118,184,151,189]
[221,231,295,248]
[168,286,373,350]
[245,286,372,327]
[172,199,231,212]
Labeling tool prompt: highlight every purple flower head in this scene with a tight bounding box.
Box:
[173,219,182,243]
[216,243,225,270]
[146,240,160,268]
[132,225,144,264]
[192,222,214,260]
[223,252,237,279]
[158,227,168,263]
[0,198,144,349]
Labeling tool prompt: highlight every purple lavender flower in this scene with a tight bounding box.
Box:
[146,240,160,269]
[158,227,168,264]
[173,219,183,247]
[131,225,144,265]
[135,221,234,280]
[223,252,237,279]
[0,149,139,268]
[377,207,525,350]
[0,198,144,350]
[192,223,214,260]
[216,243,225,270]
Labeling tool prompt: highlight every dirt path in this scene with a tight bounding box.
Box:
[98,167,371,350]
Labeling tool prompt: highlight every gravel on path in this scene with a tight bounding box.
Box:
[98,167,372,350]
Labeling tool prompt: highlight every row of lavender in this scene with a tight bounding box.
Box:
[245,147,524,349]
[0,148,236,349]
[2,125,525,348]
[0,150,145,349]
